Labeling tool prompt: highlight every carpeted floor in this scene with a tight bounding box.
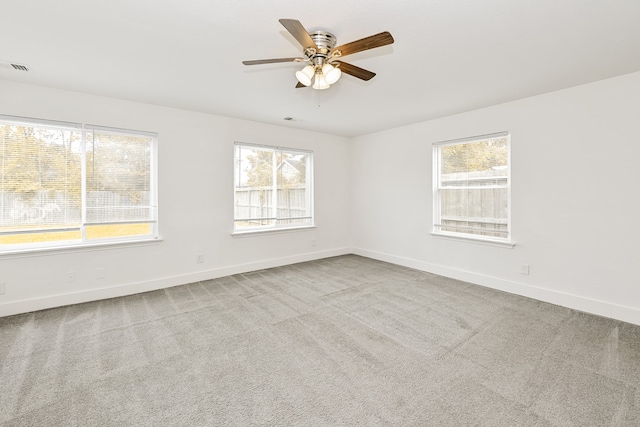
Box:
[1,255,639,426]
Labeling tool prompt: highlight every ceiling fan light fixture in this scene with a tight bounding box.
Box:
[295,65,315,86]
[322,64,341,85]
[312,73,330,90]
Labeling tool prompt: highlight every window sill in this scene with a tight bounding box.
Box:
[231,225,316,238]
[0,237,163,259]
[431,232,515,248]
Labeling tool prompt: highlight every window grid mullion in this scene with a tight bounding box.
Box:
[272,149,278,222]
[80,127,87,242]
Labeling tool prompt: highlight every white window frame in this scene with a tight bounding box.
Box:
[0,115,159,254]
[432,132,513,247]
[233,142,314,234]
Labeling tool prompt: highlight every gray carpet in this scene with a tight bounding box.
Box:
[1,255,639,426]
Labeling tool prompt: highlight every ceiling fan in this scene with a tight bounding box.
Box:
[242,19,394,90]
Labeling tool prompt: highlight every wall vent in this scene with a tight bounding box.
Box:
[11,63,29,72]
[0,60,30,72]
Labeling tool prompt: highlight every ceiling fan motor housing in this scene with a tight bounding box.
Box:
[308,31,337,63]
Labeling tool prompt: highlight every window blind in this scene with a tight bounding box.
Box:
[0,115,157,250]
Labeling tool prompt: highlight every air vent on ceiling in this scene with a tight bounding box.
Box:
[0,60,30,72]
[11,63,29,72]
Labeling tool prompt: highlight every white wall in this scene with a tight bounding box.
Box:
[0,80,351,316]
[350,71,640,326]
[3,72,640,325]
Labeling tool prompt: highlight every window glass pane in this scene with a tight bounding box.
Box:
[277,152,310,224]
[440,188,508,238]
[86,130,153,226]
[435,134,509,240]
[85,223,152,240]
[0,229,81,245]
[234,143,313,231]
[441,188,508,220]
[234,145,275,228]
[441,137,508,175]
[0,121,82,246]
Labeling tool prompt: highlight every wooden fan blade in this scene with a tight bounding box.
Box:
[279,19,318,51]
[332,31,394,57]
[295,82,307,88]
[333,61,376,81]
[242,57,304,65]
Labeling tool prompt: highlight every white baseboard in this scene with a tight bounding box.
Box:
[3,246,639,327]
[352,247,640,327]
[0,248,350,317]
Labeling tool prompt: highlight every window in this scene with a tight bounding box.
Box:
[234,143,313,232]
[433,132,510,243]
[0,115,158,252]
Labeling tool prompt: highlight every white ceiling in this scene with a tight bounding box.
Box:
[2,0,640,137]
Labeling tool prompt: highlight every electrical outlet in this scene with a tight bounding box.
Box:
[96,268,105,279]
[67,271,77,282]
[520,265,530,275]
[196,254,204,264]
[0,282,5,295]
[311,239,317,246]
